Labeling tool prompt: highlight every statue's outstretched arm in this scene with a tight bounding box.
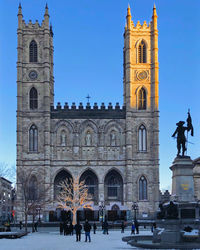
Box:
[172,129,177,137]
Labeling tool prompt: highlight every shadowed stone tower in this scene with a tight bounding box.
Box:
[16,4,159,222]
[123,5,159,213]
[16,4,54,219]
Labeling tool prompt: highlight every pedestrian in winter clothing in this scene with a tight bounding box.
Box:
[34,221,38,232]
[74,221,82,241]
[93,223,97,234]
[135,220,139,234]
[103,221,109,234]
[19,221,23,230]
[121,221,125,233]
[59,222,63,235]
[64,222,69,236]
[84,220,91,242]
[69,222,74,235]
[131,223,135,234]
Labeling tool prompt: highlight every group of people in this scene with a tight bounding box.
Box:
[120,220,140,234]
[59,221,74,236]
[60,220,97,242]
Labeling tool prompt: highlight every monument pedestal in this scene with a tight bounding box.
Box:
[170,156,195,202]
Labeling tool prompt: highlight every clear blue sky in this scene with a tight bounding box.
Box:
[0,0,200,191]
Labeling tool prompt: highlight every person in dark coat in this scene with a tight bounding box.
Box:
[84,220,91,242]
[103,221,109,234]
[59,222,63,235]
[74,221,82,241]
[19,221,23,230]
[93,223,97,234]
[69,222,73,235]
[64,221,69,236]
[121,221,125,233]
[135,220,139,234]
[34,221,38,232]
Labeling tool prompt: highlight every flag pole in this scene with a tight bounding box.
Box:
[186,108,190,155]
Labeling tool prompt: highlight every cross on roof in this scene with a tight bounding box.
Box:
[86,94,91,103]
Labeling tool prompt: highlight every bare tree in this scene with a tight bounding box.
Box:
[16,167,51,232]
[0,162,16,183]
[57,176,92,225]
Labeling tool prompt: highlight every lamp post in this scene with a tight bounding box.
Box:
[132,202,139,222]
[99,201,105,222]
[36,207,41,223]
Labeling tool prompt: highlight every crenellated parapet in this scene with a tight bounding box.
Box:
[51,102,126,119]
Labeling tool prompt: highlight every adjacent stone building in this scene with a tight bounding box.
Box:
[0,177,12,222]
[16,4,159,222]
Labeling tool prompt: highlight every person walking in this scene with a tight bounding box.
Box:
[93,223,97,234]
[19,221,23,230]
[131,222,135,234]
[103,221,109,235]
[34,221,38,232]
[69,222,74,235]
[135,220,139,234]
[84,220,91,242]
[59,222,63,235]
[121,221,125,233]
[74,221,82,242]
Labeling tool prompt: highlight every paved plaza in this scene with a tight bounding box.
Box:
[0,228,152,250]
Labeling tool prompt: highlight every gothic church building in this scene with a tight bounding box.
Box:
[16,4,159,222]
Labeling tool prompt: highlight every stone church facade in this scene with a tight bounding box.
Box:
[16,4,159,222]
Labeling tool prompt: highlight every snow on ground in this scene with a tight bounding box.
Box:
[0,229,152,250]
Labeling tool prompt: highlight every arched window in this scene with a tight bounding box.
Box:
[138,88,146,110]
[28,176,38,200]
[29,87,38,110]
[138,125,147,151]
[29,124,38,152]
[105,170,123,201]
[80,170,98,203]
[54,170,72,199]
[138,40,146,63]
[139,176,147,200]
[29,40,38,62]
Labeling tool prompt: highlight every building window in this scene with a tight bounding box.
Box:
[138,125,147,151]
[29,40,38,62]
[28,176,38,200]
[30,87,38,110]
[139,176,147,200]
[104,170,123,201]
[29,125,38,152]
[138,40,146,63]
[138,88,146,110]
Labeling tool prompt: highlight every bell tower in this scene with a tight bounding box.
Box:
[16,3,54,220]
[124,5,159,215]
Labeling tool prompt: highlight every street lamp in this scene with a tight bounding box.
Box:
[132,202,139,222]
[99,201,105,222]
[36,207,41,223]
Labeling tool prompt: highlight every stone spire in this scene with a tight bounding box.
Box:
[44,3,50,27]
[126,4,132,29]
[18,3,23,28]
[152,3,157,29]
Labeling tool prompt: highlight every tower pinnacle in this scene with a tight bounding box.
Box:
[126,4,132,29]
[18,3,22,16]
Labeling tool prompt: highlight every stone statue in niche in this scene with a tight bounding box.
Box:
[110,131,116,146]
[60,131,66,146]
[85,131,92,146]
